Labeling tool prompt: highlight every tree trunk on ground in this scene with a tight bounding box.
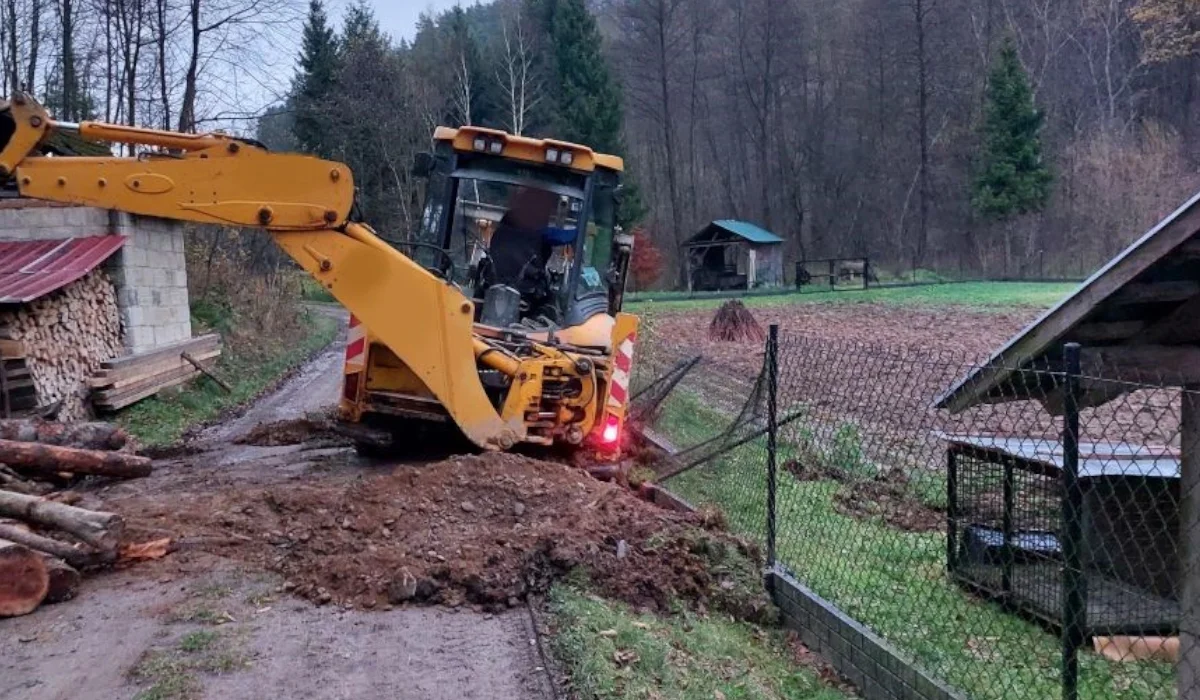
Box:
[0,419,129,451]
[0,538,48,616]
[0,466,51,495]
[0,522,108,569]
[0,490,124,549]
[0,440,151,479]
[39,554,79,603]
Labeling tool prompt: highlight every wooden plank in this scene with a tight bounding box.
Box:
[1080,345,1200,384]
[89,348,220,388]
[1113,280,1200,305]
[100,334,219,370]
[1069,321,1146,343]
[95,370,200,410]
[95,364,202,404]
[0,339,24,358]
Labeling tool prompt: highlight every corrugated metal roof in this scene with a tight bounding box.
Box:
[946,434,1180,479]
[711,220,784,244]
[0,235,125,303]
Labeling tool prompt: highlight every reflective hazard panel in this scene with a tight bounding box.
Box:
[598,312,639,447]
[344,314,366,371]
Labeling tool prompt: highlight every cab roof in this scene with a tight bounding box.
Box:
[433,125,624,173]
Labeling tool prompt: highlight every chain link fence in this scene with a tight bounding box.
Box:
[636,322,1197,700]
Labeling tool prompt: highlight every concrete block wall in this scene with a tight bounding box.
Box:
[0,200,192,354]
[108,212,192,352]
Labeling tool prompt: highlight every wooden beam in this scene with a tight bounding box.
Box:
[1179,390,1200,700]
[1069,321,1146,343]
[1080,345,1200,384]
[1139,294,1200,345]
[1113,280,1200,305]
[1175,237,1200,258]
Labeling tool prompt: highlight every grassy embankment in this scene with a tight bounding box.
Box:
[115,298,339,447]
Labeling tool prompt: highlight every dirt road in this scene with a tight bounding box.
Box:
[0,309,556,700]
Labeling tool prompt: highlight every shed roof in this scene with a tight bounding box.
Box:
[686,220,784,247]
[938,190,1200,412]
[946,434,1180,479]
[0,235,125,303]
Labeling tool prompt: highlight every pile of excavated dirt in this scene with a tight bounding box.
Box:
[118,452,771,620]
[234,417,349,447]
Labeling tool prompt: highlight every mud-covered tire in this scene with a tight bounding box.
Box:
[353,440,392,458]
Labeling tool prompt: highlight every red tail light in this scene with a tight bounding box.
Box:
[601,416,620,444]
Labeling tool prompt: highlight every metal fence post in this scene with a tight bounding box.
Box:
[767,324,779,570]
[1062,342,1085,700]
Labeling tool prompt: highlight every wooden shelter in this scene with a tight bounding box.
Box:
[937,191,1200,698]
[683,220,784,292]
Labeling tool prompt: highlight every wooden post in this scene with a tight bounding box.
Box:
[1180,389,1200,700]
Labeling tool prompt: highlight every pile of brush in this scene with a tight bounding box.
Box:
[708,300,766,343]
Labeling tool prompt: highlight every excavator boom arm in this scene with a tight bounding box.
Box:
[0,95,522,449]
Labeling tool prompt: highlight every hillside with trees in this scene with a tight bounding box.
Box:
[7,0,1200,286]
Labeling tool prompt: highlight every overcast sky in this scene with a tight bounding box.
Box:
[363,0,482,42]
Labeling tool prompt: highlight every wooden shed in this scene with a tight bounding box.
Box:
[683,220,784,292]
[937,190,1200,698]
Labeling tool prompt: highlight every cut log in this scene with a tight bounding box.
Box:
[0,537,48,616]
[0,490,125,550]
[39,555,80,603]
[0,440,151,479]
[708,300,767,343]
[0,465,52,495]
[0,523,109,569]
[0,418,130,451]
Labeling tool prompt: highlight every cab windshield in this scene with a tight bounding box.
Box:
[414,153,618,324]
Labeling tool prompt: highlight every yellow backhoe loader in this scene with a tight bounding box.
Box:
[0,95,639,456]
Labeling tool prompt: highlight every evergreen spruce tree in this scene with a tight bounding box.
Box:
[528,0,623,155]
[292,0,339,157]
[972,39,1052,221]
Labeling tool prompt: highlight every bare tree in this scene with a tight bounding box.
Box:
[494,0,538,135]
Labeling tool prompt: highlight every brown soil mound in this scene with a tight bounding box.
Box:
[832,469,943,533]
[120,453,771,620]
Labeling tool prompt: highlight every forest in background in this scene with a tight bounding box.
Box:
[7,0,1200,287]
[277,0,1200,286]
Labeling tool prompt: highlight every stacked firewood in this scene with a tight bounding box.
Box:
[0,417,152,617]
[0,270,123,421]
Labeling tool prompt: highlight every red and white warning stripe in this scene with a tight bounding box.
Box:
[344,315,367,371]
[606,333,636,410]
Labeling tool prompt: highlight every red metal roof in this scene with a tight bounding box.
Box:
[0,235,125,303]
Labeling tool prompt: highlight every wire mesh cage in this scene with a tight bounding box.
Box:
[947,438,1180,637]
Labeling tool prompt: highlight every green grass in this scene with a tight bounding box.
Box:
[116,308,338,446]
[627,281,1077,313]
[298,275,336,303]
[548,585,847,700]
[653,390,1174,700]
[177,630,218,653]
[131,628,249,700]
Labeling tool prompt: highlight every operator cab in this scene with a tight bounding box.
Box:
[411,127,630,347]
